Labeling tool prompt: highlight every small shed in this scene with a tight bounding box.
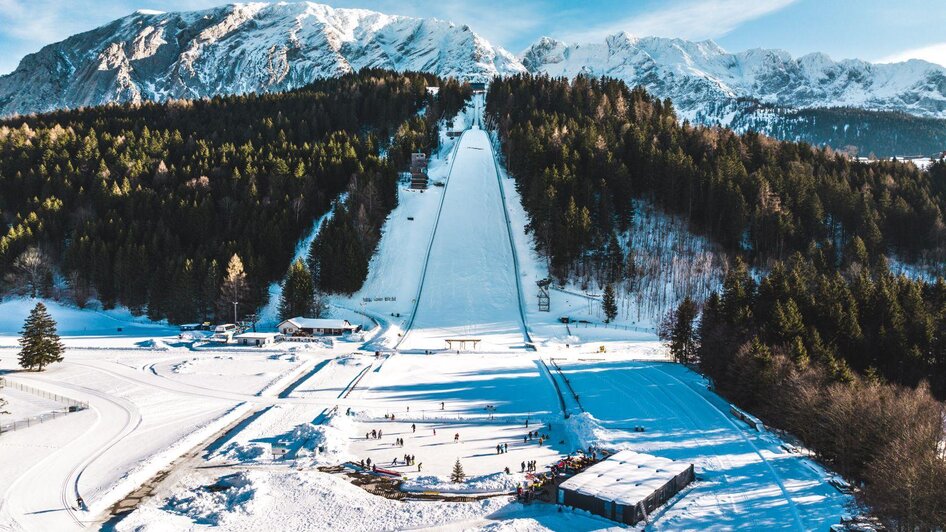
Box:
[278,317,359,337]
[557,450,694,526]
[234,332,280,347]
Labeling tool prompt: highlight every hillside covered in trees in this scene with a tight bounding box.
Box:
[487,75,946,277]
[488,74,946,527]
[0,70,469,323]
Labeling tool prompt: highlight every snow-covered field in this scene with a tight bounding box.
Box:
[0,95,855,531]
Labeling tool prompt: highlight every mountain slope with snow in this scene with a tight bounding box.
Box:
[0,2,524,116]
[520,33,946,122]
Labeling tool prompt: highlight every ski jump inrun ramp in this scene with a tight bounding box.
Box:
[398,107,532,351]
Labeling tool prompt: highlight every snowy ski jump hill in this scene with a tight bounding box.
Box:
[400,101,530,352]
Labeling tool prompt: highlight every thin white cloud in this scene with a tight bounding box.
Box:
[561,0,798,44]
[879,42,946,68]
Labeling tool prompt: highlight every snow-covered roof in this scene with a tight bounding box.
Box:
[234,332,280,339]
[280,317,354,329]
[558,450,691,507]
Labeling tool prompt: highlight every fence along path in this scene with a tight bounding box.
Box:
[0,377,89,434]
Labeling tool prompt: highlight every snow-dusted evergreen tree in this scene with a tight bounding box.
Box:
[603,284,618,323]
[17,302,64,371]
[450,458,466,483]
[218,254,248,323]
[279,259,315,320]
[660,296,698,365]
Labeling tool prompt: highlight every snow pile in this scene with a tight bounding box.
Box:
[292,414,356,466]
[172,356,234,374]
[140,338,171,351]
[562,412,622,451]
[118,470,512,531]
[401,471,523,494]
[163,472,270,526]
[218,413,355,466]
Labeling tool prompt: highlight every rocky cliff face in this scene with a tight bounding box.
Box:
[0,2,524,116]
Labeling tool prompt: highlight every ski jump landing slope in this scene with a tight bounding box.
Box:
[400,126,529,351]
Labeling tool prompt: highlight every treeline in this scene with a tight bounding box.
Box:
[486,74,946,279]
[689,255,946,528]
[0,70,461,322]
[729,103,946,159]
[308,80,471,295]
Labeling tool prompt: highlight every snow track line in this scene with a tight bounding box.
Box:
[396,126,467,349]
[535,358,568,418]
[647,364,806,530]
[489,126,534,349]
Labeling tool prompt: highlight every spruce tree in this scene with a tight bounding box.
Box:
[669,296,699,365]
[17,302,64,371]
[279,259,315,321]
[450,458,466,483]
[602,284,618,323]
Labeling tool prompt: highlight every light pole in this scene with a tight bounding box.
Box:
[232,301,238,324]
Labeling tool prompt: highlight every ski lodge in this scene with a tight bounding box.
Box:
[557,450,694,526]
[277,317,359,337]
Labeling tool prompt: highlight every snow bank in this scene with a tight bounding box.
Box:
[401,471,522,494]
[164,471,270,526]
[218,413,356,467]
[118,469,511,531]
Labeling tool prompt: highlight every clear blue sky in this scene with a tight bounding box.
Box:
[2,0,945,75]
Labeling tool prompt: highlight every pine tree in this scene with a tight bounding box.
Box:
[603,283,618,323]
[279,259,315,321]
[17,302,64,371]
[218,254,248,323]
[669,296,699,365]
[450,458,466,483]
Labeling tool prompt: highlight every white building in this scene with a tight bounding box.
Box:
[234,332,281,347]
[277,317,359,337]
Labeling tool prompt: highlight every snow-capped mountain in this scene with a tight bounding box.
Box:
[0,2,524,116]
[1,2,945,155]
[520,32,946,123]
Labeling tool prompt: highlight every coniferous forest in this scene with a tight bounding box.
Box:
[0,70,469,322]
[488,74,946,528]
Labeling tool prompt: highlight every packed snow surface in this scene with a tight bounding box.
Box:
[400,123,528,350]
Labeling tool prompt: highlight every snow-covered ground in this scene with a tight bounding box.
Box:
[554,356,853,530]
[0,94,855,531]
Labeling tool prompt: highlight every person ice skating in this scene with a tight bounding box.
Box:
[392,457,398,466]
[504,466,510,474]
[523,435,527,443]
[379,429,383,438]
[76,496,84,510]
[496,444,501,454]
[371,429,377,439]
[440,401,444,410]
[521,461,526,472]
[366,457,372,468]
[503,443,508,453]
[417,462,423,472]
[525,419,529,427]
[454,433,459,443]
[412,423,416,433]
[433,428,437,436]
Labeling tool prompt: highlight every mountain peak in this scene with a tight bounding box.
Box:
[0,1,523,116]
